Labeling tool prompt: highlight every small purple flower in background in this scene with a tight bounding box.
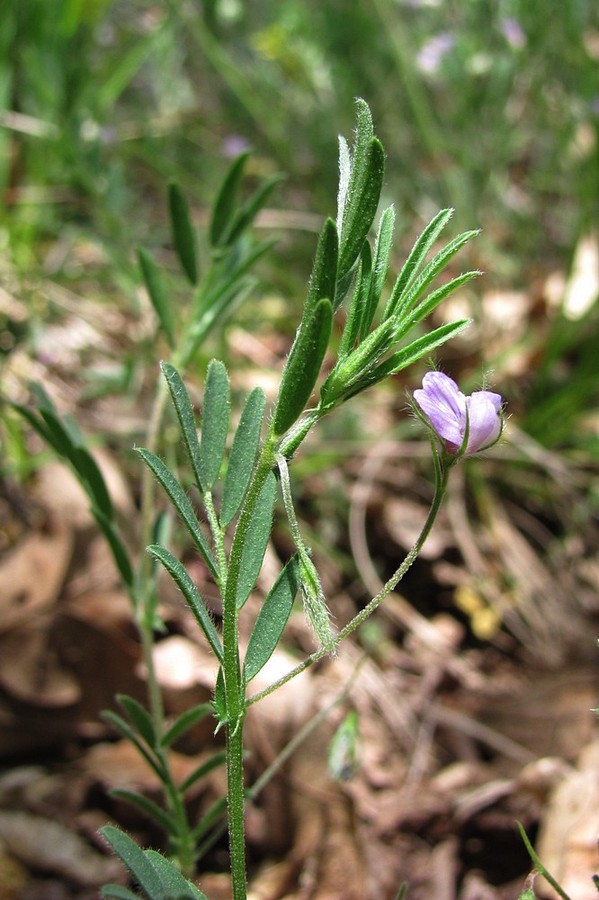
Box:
[222,135,251,158]
[414,371,503,456]
[416,32,455,75]
[500,17,526,50]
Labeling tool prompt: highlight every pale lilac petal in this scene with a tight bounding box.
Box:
[413,372,466,448]
[465,393,502,454]
[414,372,503,456]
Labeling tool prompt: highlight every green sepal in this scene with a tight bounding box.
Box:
[116,693,156,748]
[179,749,227,794]
[235,472,277,609]
[147,544,223,663]
[273,298,333,436]
[220,387,266,527]
[168,181,198,286]
[137,247,175,348]
[161,362,205,494]
[210,151,249,248]
[244,555,300,682]
[199,360,230,490]
[161,703,214,748]
[136,447,218,579]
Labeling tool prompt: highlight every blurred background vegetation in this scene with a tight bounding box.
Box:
[2,0,599,623]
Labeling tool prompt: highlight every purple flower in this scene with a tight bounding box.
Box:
[414,372,503,456]
[416,33,455,75]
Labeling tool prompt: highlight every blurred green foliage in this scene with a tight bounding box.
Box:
[1,0,598,456]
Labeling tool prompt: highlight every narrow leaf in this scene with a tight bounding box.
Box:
[372,319,472,380]
[117,694,156,748]
[337,242,371,361]
[220,387,266,527]
[168,181,198,285]
[360,205,395,339]
[100,825,166,897]
[191,796,228,841]
[162,703,214,747]
[179,749,227,794]
[383,208,453,319]
[101,711,165,780]
[161,362,205,494]
[71,445,113,519]
[210,151,249,247]
[199,360,230,490]
[137,248,175,347]
[109,789,173,832]
[137,448,218,579]
[320,317,396,405]
[305,217,339,317]
[394,229,480,321]
[338,137,385,282]
[148,544,223,662]
[100,885,140,899]
[92,507,134,588]
[402,271,480,333]
[226,174,283,245]
[143,851,208,899]
[235,472,277,609]
[273,298,333,436]
[244,555,300,681]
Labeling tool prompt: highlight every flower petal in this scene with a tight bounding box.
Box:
[465,392,502,453]
[413,371,466,448]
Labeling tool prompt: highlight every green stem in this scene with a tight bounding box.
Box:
[220,427,279,900]
[246,461,450,708]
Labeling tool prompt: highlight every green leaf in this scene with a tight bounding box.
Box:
[328,709,359,781]
[199,360,230,490]
[220,387,266,527]
[273,298,333,436]
[137,247,175,347]
[161,703,214,747]
[212,667,227,729]
[191,796,228,842]
[109,789,173,833]
[148,544,223,663]
[383,208,453,320]
[179,749,227,794]
[101,710,165,780]
[161,362,205,494]
[337,242,371,361]
[320,316,396,405]
[393,229,480,322]
[168,181,198,286]
[370,319,472,381]
[210,151,249,247]
[396,271,479,338]
[100,826,166,898]
[244,555,300,681]
[338,136,384,282]
[235,472,277,609]
[226,174,284,245]
[143,851,207,899]
[137,448,218,579]
[100,885,140,899]
[117,694,156,748]
[71,445,113,520]
[305,217,339,315]
[359,205,395,340]
[91,506,134,588]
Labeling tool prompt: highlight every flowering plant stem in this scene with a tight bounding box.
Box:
[247,445,450,711]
